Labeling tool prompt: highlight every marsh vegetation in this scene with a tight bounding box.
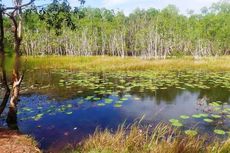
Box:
[0,0,230,153]
[0,56,230,152]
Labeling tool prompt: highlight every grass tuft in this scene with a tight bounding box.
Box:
[69,123,230,153]
[22,56,230,72]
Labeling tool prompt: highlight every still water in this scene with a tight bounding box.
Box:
[0,69,230,152]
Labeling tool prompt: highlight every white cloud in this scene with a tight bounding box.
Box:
[102,0,131,7]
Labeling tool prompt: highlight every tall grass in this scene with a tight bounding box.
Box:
[22,56,230,72]
[70,123,230,153]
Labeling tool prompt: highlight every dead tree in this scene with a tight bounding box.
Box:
[0,0,35,128]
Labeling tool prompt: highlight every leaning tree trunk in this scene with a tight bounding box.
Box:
[6,0,23,129]
[6,55,23,129]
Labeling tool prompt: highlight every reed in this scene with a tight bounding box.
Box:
[22,56,230,72]
[71,123,229,153]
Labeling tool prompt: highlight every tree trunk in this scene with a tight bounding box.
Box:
[0,9,4,54]
[6,55,23,129]
[0,54,11,115]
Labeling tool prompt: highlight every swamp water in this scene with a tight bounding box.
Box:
[0,69,230,152]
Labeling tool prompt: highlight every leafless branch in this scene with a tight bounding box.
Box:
[3,0,35,11]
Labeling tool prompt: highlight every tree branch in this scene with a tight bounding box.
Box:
[3,0,35,11]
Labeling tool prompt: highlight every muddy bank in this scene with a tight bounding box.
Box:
[0,128,41,153]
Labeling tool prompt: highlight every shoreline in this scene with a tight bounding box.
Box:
[0,128,41,153]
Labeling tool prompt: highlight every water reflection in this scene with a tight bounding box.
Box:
[0,54,24,130]
[0,58,230,152]
[0,54,10,115]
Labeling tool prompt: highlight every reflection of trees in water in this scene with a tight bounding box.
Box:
[0,55,10,115]
[23,70,59,88]
[154,87,184,105]
[198,88,230,104]
[0,54,23,130]
[0,0,36,130]
[6,55,24,130]
[16,69,230,106]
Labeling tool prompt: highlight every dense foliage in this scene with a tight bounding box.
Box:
[3,0,230,58]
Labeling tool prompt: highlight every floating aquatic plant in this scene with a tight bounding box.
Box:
[169,119,183,127]
[33,114,43,121]
[97,103,106,107]
[66,112,73,115]
[203,118,213,123]
[180,115,190,119]
[185,130,198,137]
[211,114,221,119]
[214,129,226,135]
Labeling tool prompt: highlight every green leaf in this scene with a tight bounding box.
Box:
[85,96,94,100]
[185,130,198,136]
[210,102,221,107]
[203,118,213,123]
[33,114,43,121]
[105,98,113,104]
[114,104,122,108]
[120,98,128,101]
[199,114,209,117]
[214,129,225,135]
[66,112,73,115]
[98,103,106,107]
[180,115,190,119]
[172,122,183,127]
[169,119,180,123]
[67,104,72,108]
[211,114,221,119]
[192,114,202,118]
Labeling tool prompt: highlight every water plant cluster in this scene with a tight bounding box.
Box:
[169,100,230,137]
[2,70,225,137]
[56,70,230,94]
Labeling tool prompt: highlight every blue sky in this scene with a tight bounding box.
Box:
[1,0,220,15]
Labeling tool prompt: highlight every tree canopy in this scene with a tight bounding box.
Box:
[2,0,230,58]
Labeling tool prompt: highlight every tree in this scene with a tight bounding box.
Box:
[0,0,35,129]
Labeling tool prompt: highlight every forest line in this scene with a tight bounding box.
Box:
[3,0,230,59]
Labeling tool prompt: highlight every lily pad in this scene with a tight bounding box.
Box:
[214,129,225,135]
[33,114,43,121]
[192,114,202,118]
[203,118,213,123]
[114,104,122,108]
[199,114,209,117]
[93,97,101,101]
[172,122,183,127]
[185,130,198,136]
[180,115,190,119]
[211,114,221,119]
[169,119,180,123]
[120,98,128,101]
[210,102,221,107]
[66,112,73,115]
[85,96,94,100]
[98,103,106,107]
[105,99,113,104]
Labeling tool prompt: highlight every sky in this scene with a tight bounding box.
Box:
[1,0,221,15]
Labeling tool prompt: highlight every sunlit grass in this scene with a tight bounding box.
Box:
[22,56,230,72]
[68,123,230,153]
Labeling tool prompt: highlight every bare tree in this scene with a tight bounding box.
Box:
[0,0,35,128]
